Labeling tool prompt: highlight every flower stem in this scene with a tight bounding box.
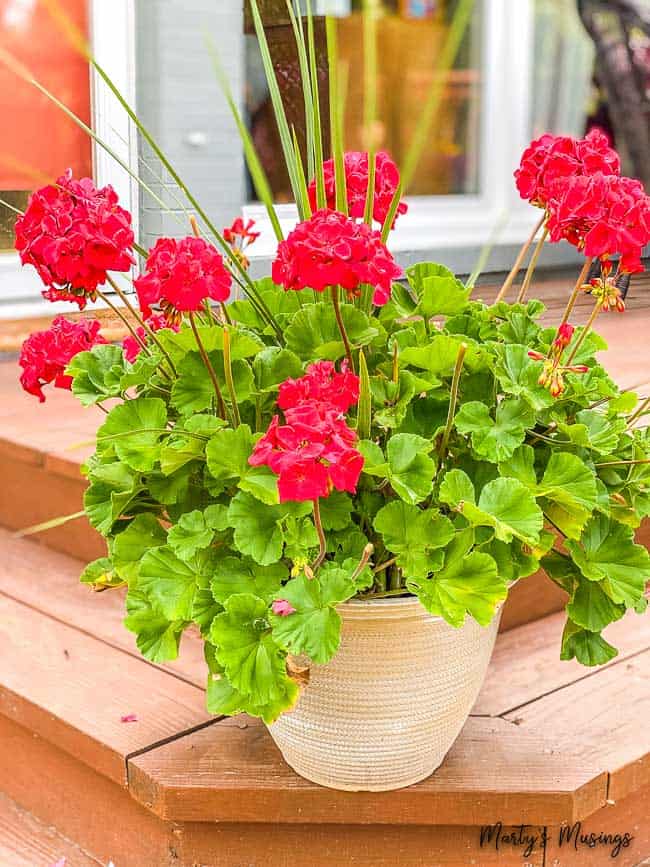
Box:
[439,342,467,462]
[564,299,603,368]
[516,226,549,304]
[96,289,150,355]
[222,326,241,428]
[351,544,375,582]
[105,275,177,376]
[312,498,327,571]
[189,311,227,420]
[494,212,545,303]
[627,396,650,430]
[596,459,650,468]
[558,258,593,329]
[331,286,355,372]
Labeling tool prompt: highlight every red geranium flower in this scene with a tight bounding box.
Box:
[546,173,650,274]
[19,316,106,402]
[249,372,363,503]
[122,312,179,363]
[515,129,620,209]
[553,323,575,349]
[278,360,360,414]
[223,217,259,249]
[135,236,232,320]
[272,209,402,306]
[15,170,134,308]
[309,151,408,228]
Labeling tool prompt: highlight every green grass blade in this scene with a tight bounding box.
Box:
[286,0,316,184]
[248,0,303,210]
[380,182,403,243]
[292,126,312,219]
[362,0,378,149]
[326,16,347,215]
[357,349,372,440]
[306,0,326,209]
[0,196,24,217]
[206,35,284,241]
[401,0,476,192]
[16,510,86,538]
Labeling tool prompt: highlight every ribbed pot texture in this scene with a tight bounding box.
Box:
[267,595,502,791]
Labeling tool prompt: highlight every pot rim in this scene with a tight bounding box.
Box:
[339,584,513,622]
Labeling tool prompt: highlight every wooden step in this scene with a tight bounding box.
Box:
[0,791,101,867]
[0,533,649,865]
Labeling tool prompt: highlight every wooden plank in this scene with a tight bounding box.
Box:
[0,594,212,786]
[0,456,103,562]
[0,529,206,689]
[544,783,650,866]
[0,714,176,867]
[503,648,650,804]
[474,607,650,717]
[178,822,546,867]
[0,791,100,867]
[128,715,606,826]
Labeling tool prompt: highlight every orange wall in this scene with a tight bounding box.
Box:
[0,0,92,190]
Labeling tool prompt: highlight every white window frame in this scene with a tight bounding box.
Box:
[0,0,137,319]
[244,0,541,261]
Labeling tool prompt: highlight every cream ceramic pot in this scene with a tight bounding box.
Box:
[267,595,502,791]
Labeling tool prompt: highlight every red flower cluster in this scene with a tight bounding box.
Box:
[272,209,402,306]
[15,170,134,308]
[249,362,364,503]
[122,312,178,363]
[515,129,620,208]
[546,173,650,274]
[19,316,105,402]
[135,236,232,320]
[278,360,359,414]
[309,151,408,228]
[553,323,575,350]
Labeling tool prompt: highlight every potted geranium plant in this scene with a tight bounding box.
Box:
[9,2,650,792]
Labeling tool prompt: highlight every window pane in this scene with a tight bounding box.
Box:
[0,0,92,252]
[244,0,482,202]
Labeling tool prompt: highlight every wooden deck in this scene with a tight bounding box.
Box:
[1,276,649,865]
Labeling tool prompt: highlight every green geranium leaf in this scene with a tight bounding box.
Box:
[413,532,506,627]
[113,514,167,583]
[282,515,319,562]
[210,593,291,706]
[84,470,143,536]
[97,397,167,472]
[494,344,554,411]
[66,344,126,406]
[211,557,287,605]
[270,567,356,663]
[566,514,650,607]
[192,574,222,637]
[455,399,535,463]
[409,263,471,320]
[172,352,253,415]
[401,334,482,378]
[558,410,625,455]
[80,557,123,588]
[560,619,618,666]
[384,433,436,503]
[138,546,203,621]
[319,492,353,530]
[537,452,599,540]
[498,444,537,488]
[119,352,162,391]
[458,477,543,545]
[227,491,310,565]
[567,576,626,632]
[168,510,216,560]
[204,643,298,723]
[482,538,539,583]
[541,551,581,594]
[206,425,256,484]
[160,416,223,475]
[124,588,185,663]
[253,347,303,391]
[374,501,455,578]
[164,323,264,359]
[285,303,379,360]
[237,465,280,505]
[439,468,477,507]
